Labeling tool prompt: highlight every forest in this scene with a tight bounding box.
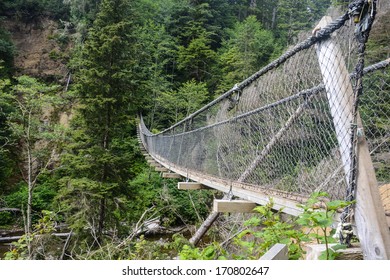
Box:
[0,0,388,260]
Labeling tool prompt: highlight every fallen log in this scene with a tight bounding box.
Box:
[0,208,21,212]
[0,232,73,243]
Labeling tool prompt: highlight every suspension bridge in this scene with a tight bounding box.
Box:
[138,1,390,260]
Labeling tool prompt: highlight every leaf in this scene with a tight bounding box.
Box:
[326,200,354,211]
[244,216,261,226]
[202,246,215,259]
[330,244,348,252]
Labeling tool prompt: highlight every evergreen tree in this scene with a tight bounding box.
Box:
[59,0,142,242]
[217,15,278,93]
[156,79,209,126]
[0,74,13,193]
[135,19,176,128]
[275,0,331,45]
[166,0,233,86]
[177,32,217,83]
[0,26,14,77]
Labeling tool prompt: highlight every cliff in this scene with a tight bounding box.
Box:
[3,16,70,83]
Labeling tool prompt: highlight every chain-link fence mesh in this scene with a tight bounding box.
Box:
[140,1,388,205]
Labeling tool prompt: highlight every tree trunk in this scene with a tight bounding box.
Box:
[97,197,106,240]
[27,147,32,235]
[250,0,257,8]
[271,6,277,29]
[97,103,111,240]
[26,111,33,258]
[189,212,220,246]
[189,193,229,246]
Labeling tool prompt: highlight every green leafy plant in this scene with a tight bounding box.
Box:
[3,210,58,260]
[233,199,307,260]
[296,192,354,260]
[179,242,227,260]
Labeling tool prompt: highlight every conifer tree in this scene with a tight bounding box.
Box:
[60,0,142,242]
[217,15,278,93]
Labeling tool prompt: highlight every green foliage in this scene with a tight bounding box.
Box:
[40,0,71,19]
[125,169,163,223]
[217,15,279,93]
[318,243,347,260]
[297,192,353,260]
[0,76,15,191]
[176,234,227,261]
[2,75,63,233]
[179,242,227,260]
[129,235,171,260]
[134,19,176,128]
[232,200,307,260]
[331,0,350,9]
[3,234,31,260]
[155,79,209,126]
[0,212,12,225]
[61,0,144,242]
[3,210,59,260]
[6,75,62,154]
[0,29,15,77]
[64,0,101,25]
[158,179,213,227]
[275,0,331,45]
[55,176,103,234]
[1,0,70,21]
[175,194,352,260]
[4,182,55,211]
[177,33,217,82]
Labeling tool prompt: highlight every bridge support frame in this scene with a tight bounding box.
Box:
[315,16,390,260]
[213,199,257,213]
[162,173,182,179]
[178,182,210,190]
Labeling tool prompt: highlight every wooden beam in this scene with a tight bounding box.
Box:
[355,127,390,259]
[380,184,390,213]
[213,199,257,213]
[305,243,363,260]
[260,244,288,260]
[147,159,156,163]
[149,162,161,167]
[155,167,169,172]
[162,173,182,179]
[315,16,390,259]
[315,16,353,182]
[178,182,210,190]
[380,184,390,228]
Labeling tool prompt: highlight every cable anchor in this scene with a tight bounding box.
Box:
[349,0,374,35]
[227,182,234,201]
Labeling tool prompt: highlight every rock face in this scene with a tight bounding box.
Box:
[4,17,70,82]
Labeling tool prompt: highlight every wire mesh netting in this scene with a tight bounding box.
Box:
[140,3,389,203]
[360,67,390,187]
